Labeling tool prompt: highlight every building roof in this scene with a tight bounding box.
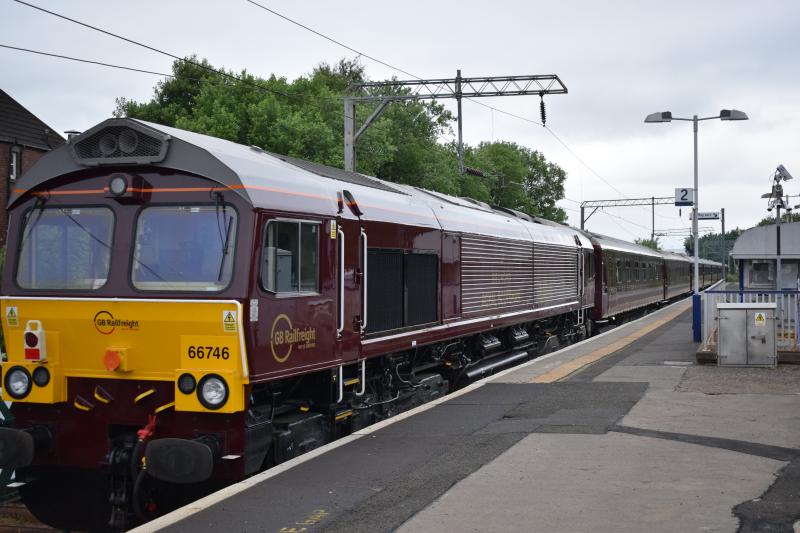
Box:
[731,221,800,260]
[0,88,65,150]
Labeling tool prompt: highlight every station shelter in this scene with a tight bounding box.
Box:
[730,221,800,290]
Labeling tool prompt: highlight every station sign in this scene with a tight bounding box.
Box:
[675,188,695,206]
[690,211,720,220]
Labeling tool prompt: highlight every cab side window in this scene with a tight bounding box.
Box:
[262,220,319,293]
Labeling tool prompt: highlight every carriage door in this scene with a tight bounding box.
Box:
[336,191,365,363]
[574,236,585,325]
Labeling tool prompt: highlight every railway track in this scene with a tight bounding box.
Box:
[0,501,53,532]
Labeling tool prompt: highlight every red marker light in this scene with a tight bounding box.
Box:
[24,331,39,348]
[23,320,47,362]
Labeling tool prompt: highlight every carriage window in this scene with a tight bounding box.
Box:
[262,220,319,293]
[132,205,237,291]
[17,207,114,290]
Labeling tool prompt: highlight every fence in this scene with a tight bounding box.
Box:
[701,285,800,353]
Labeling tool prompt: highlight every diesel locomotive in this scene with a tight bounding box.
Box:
[0,118,721,530]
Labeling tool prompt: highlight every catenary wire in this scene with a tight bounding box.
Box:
[244,0,643,204]
[10,0,359,120]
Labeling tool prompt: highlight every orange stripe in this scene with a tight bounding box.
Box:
[16,182,529,230]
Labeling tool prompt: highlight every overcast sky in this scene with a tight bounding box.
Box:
[2,0,798,250]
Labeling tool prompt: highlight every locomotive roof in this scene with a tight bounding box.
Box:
[586,232,663,258]
[13,118,592,244]
[11,118,409,208]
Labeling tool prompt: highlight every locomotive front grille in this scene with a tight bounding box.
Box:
[70,121,170,165]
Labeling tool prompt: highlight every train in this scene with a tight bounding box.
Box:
[0,118,722,531]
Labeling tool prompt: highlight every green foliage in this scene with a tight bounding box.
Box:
[683,228,743,262]
[115,57,567,222]
[755,212,800,226]
[634,237,661,250]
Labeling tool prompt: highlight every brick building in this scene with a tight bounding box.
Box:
[0,88,65,245]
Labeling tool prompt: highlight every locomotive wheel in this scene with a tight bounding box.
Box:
[19,467,113,532]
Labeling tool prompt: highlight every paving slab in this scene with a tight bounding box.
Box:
[397,432,785,533]
[617,388,800,450]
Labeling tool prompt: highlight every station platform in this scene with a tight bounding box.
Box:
[138,299,800,533]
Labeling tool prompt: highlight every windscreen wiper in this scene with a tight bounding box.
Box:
[17,195,49,253]
[217,214,233,282]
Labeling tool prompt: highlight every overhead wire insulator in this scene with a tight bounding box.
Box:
[539,93,546,126]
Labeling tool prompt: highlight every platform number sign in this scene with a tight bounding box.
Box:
[675,188,695,207]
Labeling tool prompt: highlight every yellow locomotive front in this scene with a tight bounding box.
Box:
[0,119,262,530]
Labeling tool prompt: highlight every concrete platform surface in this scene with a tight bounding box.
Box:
[138,299,800,533]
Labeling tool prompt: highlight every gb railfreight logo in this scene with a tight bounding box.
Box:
[270,314,316,363]
[94,311,140,335]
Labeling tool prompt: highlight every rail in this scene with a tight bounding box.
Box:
[701,285,800,352]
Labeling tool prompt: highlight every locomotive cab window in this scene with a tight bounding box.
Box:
[17,206,114,290]
[131,205,237,291]
[261,220,319,294]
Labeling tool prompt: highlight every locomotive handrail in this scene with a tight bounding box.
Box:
[356,360,366,396]
[361,228,368,334]
[337,228,345,337]
[336,365,343,403]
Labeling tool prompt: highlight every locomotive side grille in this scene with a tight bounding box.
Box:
[71,123,169,165]
[404,253,438,326]
[534,242,578,305]
[367,249,439,334]
[367,250,404,333]
[461,235,534,316]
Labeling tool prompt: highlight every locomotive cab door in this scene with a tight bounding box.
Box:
[252,214,341,379]
[335,191,366,364]
[576,242,585,325]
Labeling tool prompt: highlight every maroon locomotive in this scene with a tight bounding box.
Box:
[0,118,720,530]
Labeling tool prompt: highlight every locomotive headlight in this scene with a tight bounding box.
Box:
[4,366,32,399]
[32,366,50,387]
[108,174,128,196]
[197,374,228,410]
[178,373,197,394]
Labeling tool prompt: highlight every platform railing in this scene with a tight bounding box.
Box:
[701,286,800,352]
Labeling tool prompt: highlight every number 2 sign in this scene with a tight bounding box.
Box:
[675,188,695,206]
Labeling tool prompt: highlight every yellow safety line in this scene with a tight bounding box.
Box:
[531,301,692,383]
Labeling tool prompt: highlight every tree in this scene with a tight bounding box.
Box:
[756,212,800,226]
[683,228,743,261]
[115,57,568,222]
[634,237,661,250]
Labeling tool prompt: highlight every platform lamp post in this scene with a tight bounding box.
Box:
[645,109,748,341]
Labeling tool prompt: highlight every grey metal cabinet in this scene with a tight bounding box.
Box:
[717,302,777,367]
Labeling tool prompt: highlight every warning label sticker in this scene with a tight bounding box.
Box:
[5,307,18,327]
[754,312,766,327]
[223,310,237,332]
[330,220,337,240]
